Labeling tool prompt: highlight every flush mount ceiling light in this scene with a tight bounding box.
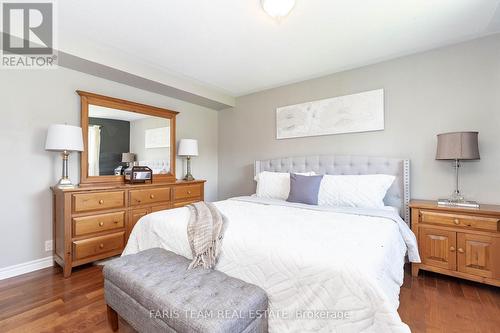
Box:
[261,0,296,20]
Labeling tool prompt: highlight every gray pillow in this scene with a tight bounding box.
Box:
[287,173,324,205]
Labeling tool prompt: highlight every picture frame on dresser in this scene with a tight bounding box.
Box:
[410,199,500,287]
[51,91,206,277]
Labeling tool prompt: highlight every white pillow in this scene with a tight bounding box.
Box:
[255,171,315,200]
[318,174,395,209]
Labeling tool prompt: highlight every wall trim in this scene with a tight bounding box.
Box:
[0,256,54,280]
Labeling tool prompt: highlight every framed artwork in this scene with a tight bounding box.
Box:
[276,89,384,139]
[145,127,170,148]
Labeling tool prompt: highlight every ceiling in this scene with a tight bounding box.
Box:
[59,0,500,97]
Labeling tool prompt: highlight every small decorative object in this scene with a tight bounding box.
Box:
[114,165,124,176]
[261,0,296,20]
[276,89,384,139]
[178,139,199,181]
[124,166,153,184]
[436,131,480,208]
[45,124,84,188]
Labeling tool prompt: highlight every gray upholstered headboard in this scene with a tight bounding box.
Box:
[254,155,410,224]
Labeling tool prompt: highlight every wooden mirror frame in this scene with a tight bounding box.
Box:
[77,91,178,186]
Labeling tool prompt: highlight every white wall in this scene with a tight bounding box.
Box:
[130,117,170,170]
[0,67,218,269]
[218,34,500,204]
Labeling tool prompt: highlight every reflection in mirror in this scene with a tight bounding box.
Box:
[88,105,171,176]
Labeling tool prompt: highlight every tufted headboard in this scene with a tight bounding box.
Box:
[254,155,410,224]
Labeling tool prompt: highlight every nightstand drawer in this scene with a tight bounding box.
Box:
[420,210,499,231]
[72,232,124,261]
[73,211,125,237]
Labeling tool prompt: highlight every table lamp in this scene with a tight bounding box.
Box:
[122,152,135,167]
[178,139,198,181]
[436,131,480,207]
[45,124,84,188]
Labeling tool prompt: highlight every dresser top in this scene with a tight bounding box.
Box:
[51,179,205,193]
[410,199,500,216]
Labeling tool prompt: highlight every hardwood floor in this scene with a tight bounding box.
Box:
[0,264,116,333]
[0,264,498,332]
[399,266,500,332]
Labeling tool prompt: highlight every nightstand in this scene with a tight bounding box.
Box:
[410,200,500,287]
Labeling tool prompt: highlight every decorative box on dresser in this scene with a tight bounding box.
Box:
[410,200,500,287]
[52,180,205,277]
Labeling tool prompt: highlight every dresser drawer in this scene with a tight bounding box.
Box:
[73,211,125,237]
[152,204,171,212]
[73,191,125,213]
[72,232,124,261]
[420,210,499,232]
[173,185,201,201]
[129,188,171,206]
[172,200,200,208]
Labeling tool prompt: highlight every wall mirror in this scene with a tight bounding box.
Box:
[78,91,178,186]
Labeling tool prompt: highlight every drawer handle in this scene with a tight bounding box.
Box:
[99,200,104,205]
[150,194,155,199]
[187,190,192,195]
[99,222,104,227]
[113,220,119,224]
[458,248,464,253]
[99,243,104,249]
[449,246,455,252]
[453,219,460,225]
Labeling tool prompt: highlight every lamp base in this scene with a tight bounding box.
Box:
[56,177,76,189]
[437,198,480,209]
[183,173,195,181]
[437,189,479,208]
[183,156,195,181]
[56,151,77,189]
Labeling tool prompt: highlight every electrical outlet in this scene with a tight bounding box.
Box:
[45,240,53,252]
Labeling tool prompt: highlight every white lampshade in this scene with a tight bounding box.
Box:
[45,124,84,152]
[178,139,198,157]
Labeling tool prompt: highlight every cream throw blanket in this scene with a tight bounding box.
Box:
[186,202,224,269]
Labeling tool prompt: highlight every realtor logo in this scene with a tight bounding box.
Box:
[1,1,57,68]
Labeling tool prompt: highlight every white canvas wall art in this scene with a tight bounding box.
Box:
[276,89,384,139]
[145,127,170,148]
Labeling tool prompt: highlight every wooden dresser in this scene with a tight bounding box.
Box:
[52,180,205,277]
[410,200,500,286]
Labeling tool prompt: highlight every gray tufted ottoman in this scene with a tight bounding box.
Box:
[103,248,268,333]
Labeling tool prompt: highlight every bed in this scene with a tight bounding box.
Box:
[123,155,420,333]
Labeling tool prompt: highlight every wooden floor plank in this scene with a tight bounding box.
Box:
[459,280,481,302]
[448,278,465,298]
[0,299,64,332]
[0,264,498,332]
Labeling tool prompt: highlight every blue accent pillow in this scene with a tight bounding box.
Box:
[286,173,324,205]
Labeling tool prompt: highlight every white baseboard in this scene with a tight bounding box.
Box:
[0,256,54,280]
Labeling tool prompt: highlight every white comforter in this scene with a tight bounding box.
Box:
[123,197,419,333]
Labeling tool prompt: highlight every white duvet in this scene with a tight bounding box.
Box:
[123,197,419,333]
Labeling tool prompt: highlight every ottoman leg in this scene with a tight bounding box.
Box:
[107,304,119,331]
